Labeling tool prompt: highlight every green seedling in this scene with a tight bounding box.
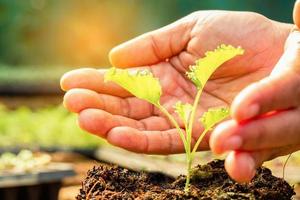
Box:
[105,44,244,193]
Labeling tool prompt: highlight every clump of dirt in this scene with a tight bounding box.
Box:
[77,160,295,200]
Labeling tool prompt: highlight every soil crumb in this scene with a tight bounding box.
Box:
[77,160,295,200]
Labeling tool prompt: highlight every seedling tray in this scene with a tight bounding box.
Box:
[0,163,75,200]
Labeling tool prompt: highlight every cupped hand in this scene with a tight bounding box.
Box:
[210,0,300,183]
[61,10,291,155]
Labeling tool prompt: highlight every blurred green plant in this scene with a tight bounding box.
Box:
[0,149,51,172]
[0,105,106,148]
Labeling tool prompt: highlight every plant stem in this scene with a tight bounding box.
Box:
[184,158,192,194]
[184,87,203,194]
[282,153,292,179]
[187,88,203,150]
[191,129,209,160]
[156,103,188,153]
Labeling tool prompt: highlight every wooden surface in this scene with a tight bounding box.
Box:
[59,185,81,200]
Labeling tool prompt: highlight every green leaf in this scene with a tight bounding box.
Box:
[104,67,162,105]
[200,107,230,130]
[187,45,244,89]
[174,101,193,127]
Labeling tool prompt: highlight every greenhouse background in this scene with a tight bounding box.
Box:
[0,0,294,148]
[0,0,295,67]
[0,0,299,199]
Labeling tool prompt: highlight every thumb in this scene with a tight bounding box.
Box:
[231,31,300,121]
[270,0,300,74]
[231,1,300,121]
[294,0,300,28]
[109,13,197,68]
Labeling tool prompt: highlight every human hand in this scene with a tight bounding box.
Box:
[210,0,300,183]
[61,10,291,155]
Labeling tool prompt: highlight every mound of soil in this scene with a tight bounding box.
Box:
[77,160,295,200]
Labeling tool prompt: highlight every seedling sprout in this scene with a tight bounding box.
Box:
[105,44,244,193]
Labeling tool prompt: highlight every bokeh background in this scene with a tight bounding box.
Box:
[0,0,296,154]
[0,0,296,148]
[0,0,295,68]
[0,1,299,199]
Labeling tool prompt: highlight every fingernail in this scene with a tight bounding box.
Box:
[242,104,259,120]
[243,153,256,180]
[222,136,242,151]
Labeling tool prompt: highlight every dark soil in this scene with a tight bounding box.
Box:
[77,160,295,200]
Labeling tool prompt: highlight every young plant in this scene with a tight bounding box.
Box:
[105,44,244,193]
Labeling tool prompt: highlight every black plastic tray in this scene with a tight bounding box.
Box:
[0,163,75,200]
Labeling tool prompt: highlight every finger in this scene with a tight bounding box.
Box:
[79,109,210,154]
[294,0,300,28]
[109,13,197,67]
[231,70,300,121]
[78,109,143,138]
[225,151,256,183]
[64,88,153,119]
[60,68,131,97]
[225,145,300,183]
[107,127,188,154]
[231,31,300,121]
[139,116,171,131]
[78,109,171,138]
[210,108,300,154]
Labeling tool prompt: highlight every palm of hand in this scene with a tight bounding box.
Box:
[148,11,285,136]
[61,11,288,154]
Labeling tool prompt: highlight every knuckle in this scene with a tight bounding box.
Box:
[249,123,267,148]
[63,90,80,112]
[149,34,163,61]
[121,98,131,117]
